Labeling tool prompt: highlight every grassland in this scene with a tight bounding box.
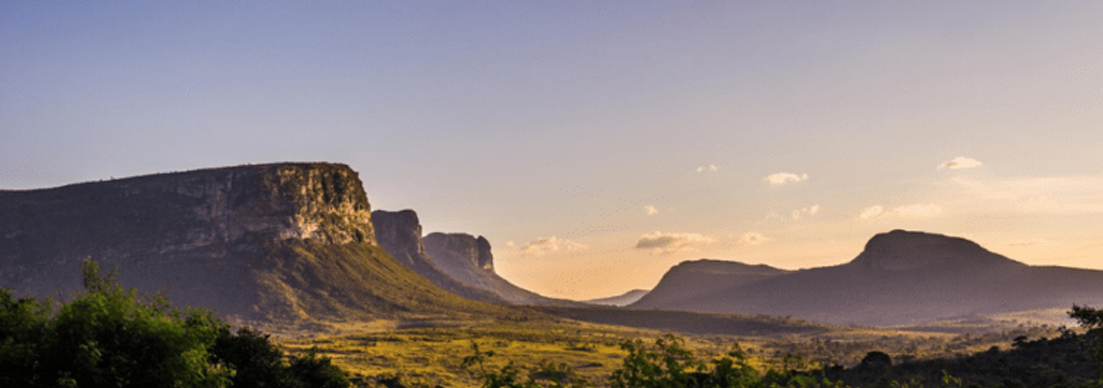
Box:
[279,313,1060,388]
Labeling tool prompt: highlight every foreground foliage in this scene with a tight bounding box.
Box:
[0,259,349,388]
[6,259,1103,388]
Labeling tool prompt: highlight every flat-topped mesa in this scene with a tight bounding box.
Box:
[0,163,383,326]
[848,230,1020,271]
[1,162,375,251]
[371,209,425,267]
[371,210,505,303]
[423,233,494,272]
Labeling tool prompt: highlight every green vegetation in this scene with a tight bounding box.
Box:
[5,259,1103,388]
[0,259,348,388]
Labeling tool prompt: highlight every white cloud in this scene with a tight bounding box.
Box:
[859,203,942,220]
[634,231,716,255]
[892,203,943,218]
[518,236,588,256]
[764,172,809,186]
[858,205,884,220]
[696,164,719,173]
[938,156,983,170]
[791,205,820,220]
[644,205,659,216]
[735,232,769,246]
[506,241,515,247]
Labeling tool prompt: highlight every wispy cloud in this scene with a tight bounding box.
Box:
[938,156,983,170]
[858,203,942,220]
[634,231,716,254]
[696,164,719,173]
[858,205,884,220]
[518,236,588,256]
[791,205,820,220]
[644,205,659,216]
[950,176,1103,215]
[764,172,809,186]
[735,232,769,246]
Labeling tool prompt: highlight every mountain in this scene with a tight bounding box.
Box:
[423,232,583,306]
[371,209,505,304]
[0,163,522,332]
[632,260,789,309]
[631,230,1103,326]
[584,289,650,307]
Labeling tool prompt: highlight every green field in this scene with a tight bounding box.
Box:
[280,314,1059,388]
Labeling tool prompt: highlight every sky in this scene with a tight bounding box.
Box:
[3,1,1102,300]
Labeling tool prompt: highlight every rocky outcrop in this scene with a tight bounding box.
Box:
[0,163,511,331]
[423,232,582,306]
[371,210,504,303]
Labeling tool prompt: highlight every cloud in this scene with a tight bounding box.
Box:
[791,205,820,220]
[938,156,983,170]
[735,232,769,246]
[634,231,716,254]
[644,205,659,216]
[518,236,588,256]
[858,205,884,220]
[764,172,809,186]
[506,241,515,247]
[858,203,942,220]
[696,164,719,173]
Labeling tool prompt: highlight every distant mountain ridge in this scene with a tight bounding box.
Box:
[584,289,650,307]
[632,259,789,309]
[633,230,1103,326]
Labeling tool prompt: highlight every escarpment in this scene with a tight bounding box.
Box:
[0,163,508,330]
[371,209,505,303]
[423,232,584,306]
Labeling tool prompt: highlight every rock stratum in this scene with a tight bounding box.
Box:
[0,163,519,332]
[632,230,1103,326]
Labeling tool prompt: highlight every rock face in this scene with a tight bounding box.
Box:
[371,210,504,303]
[632,230,1103,326]
[423,232,582,306]
[0,163,507,330]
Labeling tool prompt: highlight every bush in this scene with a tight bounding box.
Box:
[0,259,351,388]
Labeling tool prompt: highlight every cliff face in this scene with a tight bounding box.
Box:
[423,232,582,306]
[0,163,513,331]
[371,210,504,303]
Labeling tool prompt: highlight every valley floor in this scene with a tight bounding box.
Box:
[279,317,1058,388]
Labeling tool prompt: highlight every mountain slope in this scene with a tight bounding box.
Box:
[632,259,789,309]
[371,209,505,304]
[585,289,650,307]
[0,163,522,331]
[632,230,1103,326]
[423,232,583,306]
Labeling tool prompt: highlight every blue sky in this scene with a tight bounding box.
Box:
[4,1,1102,299]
